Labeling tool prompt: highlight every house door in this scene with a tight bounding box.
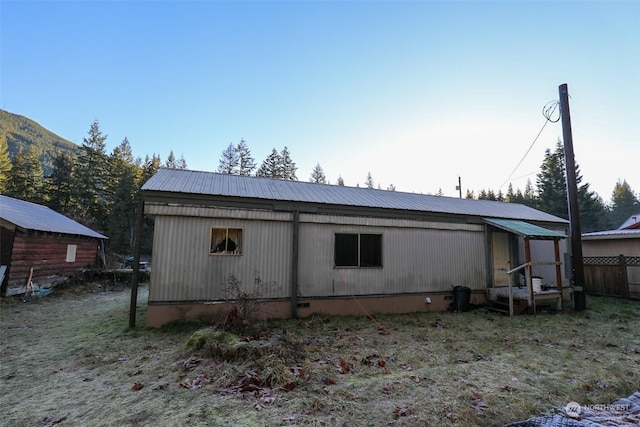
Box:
[491,232,512,287]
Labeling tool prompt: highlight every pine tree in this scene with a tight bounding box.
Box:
[536,143,568,219]
[45,151,76,214]
[523,179,536,207]
[177,153,188,169]
[0,135,12,193]
[75,120,110,229]
[108,138,140,253]
[280,146,297,180]
[237,139,256,176]
[365,172,374,189]
[310,163,327,184]
[256,148,283,178]
[387,184,396,191]
[7,146,44,203]
[337,175,345,186]
[609,180,639,228]
[165,150,178,168]
[536,140,610,232]
[218,143,239,174]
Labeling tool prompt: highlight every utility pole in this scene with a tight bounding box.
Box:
[456,176,462,198]
[558,83,586,311]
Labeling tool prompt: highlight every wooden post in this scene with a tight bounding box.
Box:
[559,83,586,311]
[128,195,145,329]
[619,254,630,299]
[290,210,300,318]
[554,239,564,312]
[525,239,534,314]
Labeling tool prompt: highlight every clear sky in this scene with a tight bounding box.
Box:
[1,1,638,202]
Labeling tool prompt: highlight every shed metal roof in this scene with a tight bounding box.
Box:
[483,218,567,240]
[0,195,107,239]
[581,229,640,240]
[142,168,569,224]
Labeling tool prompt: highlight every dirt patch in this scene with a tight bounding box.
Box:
[1,285,639,426]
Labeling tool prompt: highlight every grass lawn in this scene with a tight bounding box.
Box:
[1,283,638,427]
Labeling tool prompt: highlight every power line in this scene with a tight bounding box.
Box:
[499,101,560,190]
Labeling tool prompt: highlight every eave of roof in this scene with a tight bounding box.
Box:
[142,168,569,225]
[484,218,567,239]
[582,229,640,240]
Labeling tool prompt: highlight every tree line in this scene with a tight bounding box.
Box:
[218,139,638,233]
[1,123,638,258]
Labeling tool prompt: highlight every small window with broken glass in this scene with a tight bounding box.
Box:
[210,227,243,255]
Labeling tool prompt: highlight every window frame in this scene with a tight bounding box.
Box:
[334,232,383,268]
[210,227,243,255]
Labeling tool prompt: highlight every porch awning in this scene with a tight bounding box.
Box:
[484,218,567,240]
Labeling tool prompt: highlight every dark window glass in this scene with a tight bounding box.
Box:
[360,234,382,267]
[335,233,358,266]
[334,233,382,267]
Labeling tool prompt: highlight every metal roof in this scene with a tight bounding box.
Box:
[142,168,569,224]
[483,218,567,240]
[0,195,107,239]
[582,229,640,240]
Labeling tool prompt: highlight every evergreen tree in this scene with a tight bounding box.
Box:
[609,180,639,228]
[165,150,178,168]
[141,154,162,183]
[75,120,110,229]
[0,135,12,193]
[535,141,609,232]
[108,138,140,253]
[177,153,188,169]
[237,139,256,176]
[218,143,239,174]
[536,143,568,219]
[256,148,283,178]
[45,151,76,214]
[280,146,297,180]
[365,172,374,189]
[478,189,488,200]
[523,179,536,207]
[387,184,396,191]
[7,146,44,203]
[505,184,516,203]
[310,163,327,184]
[465,189,475,199]
[337,175,345,186]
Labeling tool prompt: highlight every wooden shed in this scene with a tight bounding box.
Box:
[141,169,570,327]
[0,195,107,297]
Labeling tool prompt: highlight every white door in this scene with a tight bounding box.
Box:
[492,232,512,287]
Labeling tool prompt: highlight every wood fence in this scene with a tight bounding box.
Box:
[583,255,640,299]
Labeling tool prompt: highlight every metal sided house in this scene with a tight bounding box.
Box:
[141,169,571,327]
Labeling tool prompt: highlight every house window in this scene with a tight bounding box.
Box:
[65,244,77,263]
[334,233,382,267]
[210,228,243,255]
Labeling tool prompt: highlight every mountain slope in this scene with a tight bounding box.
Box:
[0,109,79,175]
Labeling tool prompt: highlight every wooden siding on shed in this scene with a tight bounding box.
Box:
[4,231,100,288]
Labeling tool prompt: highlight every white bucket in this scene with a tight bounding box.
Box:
[532,277,542,293]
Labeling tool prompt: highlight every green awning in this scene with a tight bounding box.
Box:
[484,218,567,240]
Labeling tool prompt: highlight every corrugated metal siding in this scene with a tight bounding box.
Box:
[145,203,290,222]
[582,239,640,257]
[149,215,292,302]
[298,221,486,296]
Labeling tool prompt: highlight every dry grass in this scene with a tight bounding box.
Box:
[1,283,639,427]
